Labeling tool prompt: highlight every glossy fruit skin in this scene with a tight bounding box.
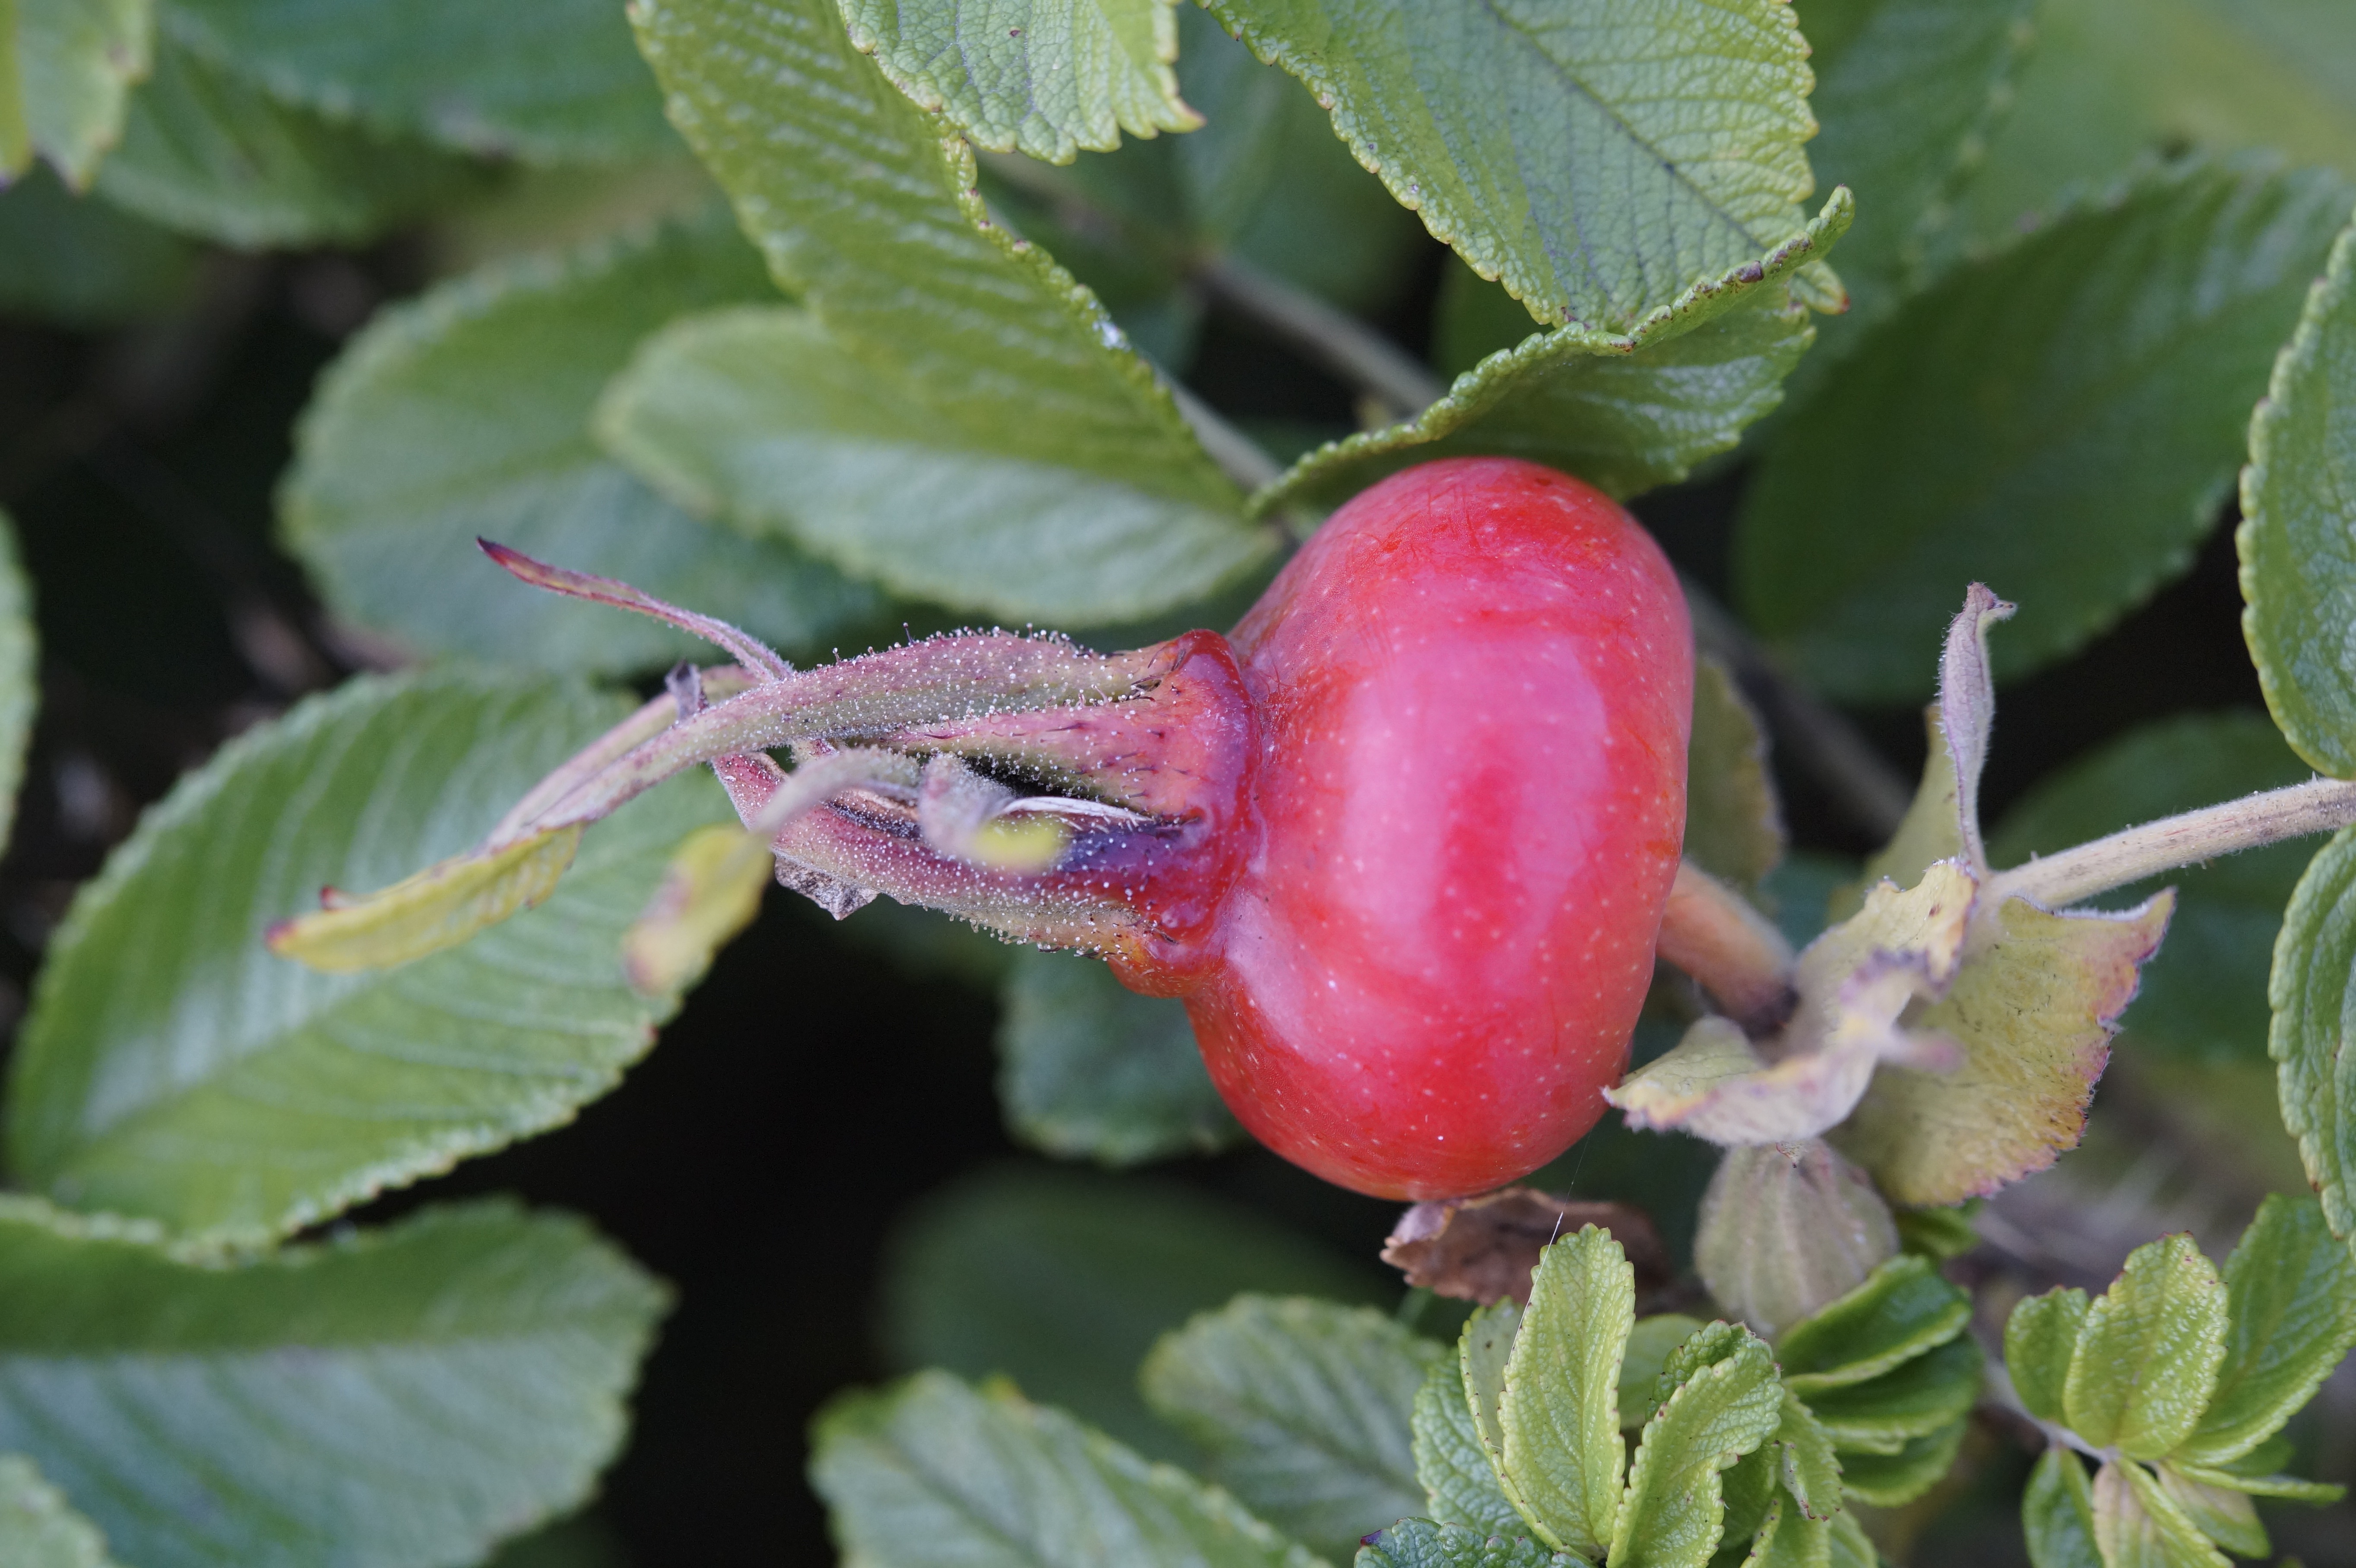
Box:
[1164,457,1693,1199]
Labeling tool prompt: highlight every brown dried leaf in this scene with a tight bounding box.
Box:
[1383,1188,1668,1307]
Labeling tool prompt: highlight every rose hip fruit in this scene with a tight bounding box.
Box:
[278,458,1692,1201]
[1175,458,1693,1197]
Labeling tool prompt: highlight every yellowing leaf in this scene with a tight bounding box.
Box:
[266,825,583,973]
[1609,864,1974,1144]
[1837,891,2173,1205]
[621,823,773,996]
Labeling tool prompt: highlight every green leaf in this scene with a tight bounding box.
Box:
[2241,209,2356,779]
[2151,1464,2266,1560]
[2180,1194,2356,1464]
[1891,1203,1979,1262]
[1780,0,2036,401]
[282,214,877,676]
[1961,0,2356,247]
[997,948,1237,1166]
[1769,1392,1841,1523]
[1796,1335,1980,1454]
[2022,1448,2101,1568]
[1496,1229,1634,1558]
[1198,0,1839,333]
[878,1166,1382,1461]
[1685,657,1785,893]
[1825,1514,1874,1568]
[158,0,677,164]
[1618,1316,1705,1432]
[1411,1356,1526,1538]
[1739,1496,1829,1568]
[812,1369,1324,1568]
[1609,1326,1783,1568]
[1356,1519,1581,1568]
[1989,713,2316,1062]
[2093,1460,2229,1568]
[2063,1235,2229,1461]
[2004,1288,2091,1427]
[1734,161,2356,702]
[842,0,1197,164]
[2270,824,2356,1249]
[1460,1301,1523,1483]
[0,164,195,323]
[91,30,487,247]
[1142,1296,1441,1559]
[627,0,1234,498]
[4,669,733,1246]
[16,0,149,185]
[1777,1255,1970,1395]
[1249,206,1846,518]
[0,1455,118,1568]
[0,1198,665,1568]
[2165,1455,2343,1505]
[1831,1419,1962,1508]
[600,304,1270,622]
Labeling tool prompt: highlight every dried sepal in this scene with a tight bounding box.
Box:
[1614,585,2176,1206]
[1836,889,2172,1204]
[1608,864,1972,1144]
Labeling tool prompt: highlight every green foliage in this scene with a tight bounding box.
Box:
[1782,0,2034,398]
[1772,1255,1979,1511]
[1497,1228,1635,1558]
[0,1198,664,1568]
[615,0,1270,623]
[1736,161,2356,702]
[1200,0,1839,333]
[161,0,676,164]
[12,0,149,184]
[2182,1194,2356,1464]
[4,670,732,1246]
[842,0,1196,164]
[1775,1255,1970,1394]
[2007,1206,2355,1565]
[2022,1448,2101,1568]
[2271,825,2356,1245]
[1251,219,1838,518]
[1357,1519,1583,1568]
[0,165,193,322]
[283,213,877,675]
[1142,1296,1441,1558]
[0,1455,119,1568]
[1989,713,2315,1061]
[1412,1357,1529,1538]
[1607,1326,1782,1568]
[2240,210,2356,778]
[2006,1288,2092,1426]
[878,1167,1382,1459]
[92,30,485,247]
[1962,0,2356,245]
[2065,1234,2228,1459]
[996,948,1236,1165]
[811,1368,1325,1568]
[600,303,1272,621]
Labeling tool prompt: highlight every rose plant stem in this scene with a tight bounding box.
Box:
[1986,775,2356,910]
[1656,859,1798,1032]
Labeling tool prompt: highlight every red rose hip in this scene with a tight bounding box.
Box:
[1175,458,1694,1198]
[278,458,1692,1204]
